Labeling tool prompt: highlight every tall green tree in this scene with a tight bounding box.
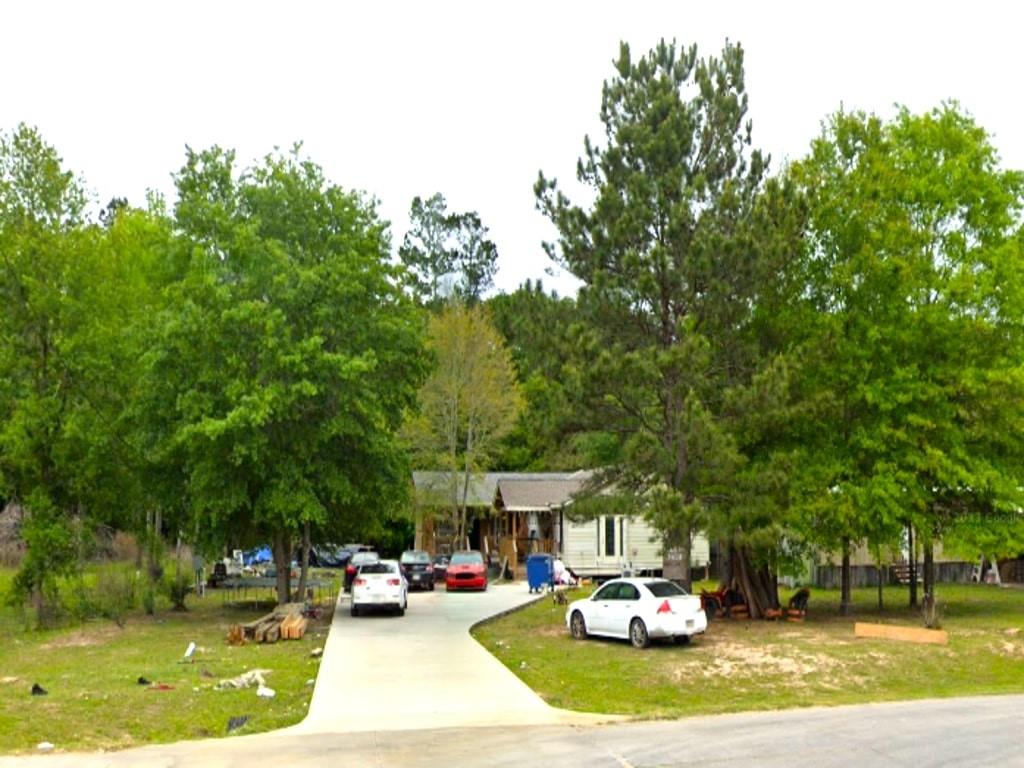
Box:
[404,302,523,548]
[488,280,590,470]
[536,40,794,595]
[147,145,428,604]
[0,126,163,620]
[793,104,1024,608]
[400,193,499,304]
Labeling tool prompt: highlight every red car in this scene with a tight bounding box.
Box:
[445,550,488,591]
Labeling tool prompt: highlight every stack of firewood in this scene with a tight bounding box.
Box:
[228,603,309,645]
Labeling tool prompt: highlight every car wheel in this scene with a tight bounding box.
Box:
[570,610,588,640]
[630,618,650,649]
[396,605,405,617]
[429,582,435,591]
[351,605,360,617]
[673,634,691,646]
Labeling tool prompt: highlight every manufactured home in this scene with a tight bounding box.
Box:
[496,471,710,579]
[557,510,709,578]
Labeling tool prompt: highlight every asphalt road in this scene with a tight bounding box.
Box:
[3,583,1022,767]
[6,695,1023,767]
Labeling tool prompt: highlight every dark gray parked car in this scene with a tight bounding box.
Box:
[400,550,435,591]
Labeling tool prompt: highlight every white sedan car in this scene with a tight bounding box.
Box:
[351,559,408,617]
[565,577,707,648]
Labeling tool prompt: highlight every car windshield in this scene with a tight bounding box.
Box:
[359,562,395,574]
[645,580,688,597]
[450,552,483,565]
[400,551,430,564]
[352,552,379,565]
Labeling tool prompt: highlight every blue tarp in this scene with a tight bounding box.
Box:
[243,546,272,566]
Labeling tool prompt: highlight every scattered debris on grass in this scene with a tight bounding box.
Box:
[137,676,151,686]
[216,669,271,690]
[0,676,18,684]
[256,685,275,698]
[31,683,47,696]
[182,641,197,662]
[36,742,54,752]
[147,683,174,691]
[226,715,250,733]
[309,647,323,658]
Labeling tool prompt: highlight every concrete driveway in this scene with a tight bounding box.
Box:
[298,581,612,732]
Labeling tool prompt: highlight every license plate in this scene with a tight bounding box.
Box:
[412,574,421,581]
[687,619,694,628]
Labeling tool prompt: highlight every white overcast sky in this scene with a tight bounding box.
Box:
[4,1,1022,297]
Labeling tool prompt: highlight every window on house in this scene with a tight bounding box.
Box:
[605,517,615,557]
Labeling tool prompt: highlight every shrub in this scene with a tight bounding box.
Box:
[95,566,139,625]
[142,585,156,615]
[164,570,191,612]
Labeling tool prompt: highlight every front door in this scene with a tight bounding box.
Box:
[595,516,622,572]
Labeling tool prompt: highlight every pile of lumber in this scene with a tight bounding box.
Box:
[279,613,308,639]
[229,603,309,645]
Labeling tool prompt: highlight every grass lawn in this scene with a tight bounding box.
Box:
[473,582,1024,719]
[0,567,336,754]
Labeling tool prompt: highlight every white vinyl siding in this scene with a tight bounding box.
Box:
[561,513,710,576]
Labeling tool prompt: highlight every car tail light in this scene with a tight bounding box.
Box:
[426,564,433,572]
[353,577,366,586]
[346,565,355,574]
[657,599,672,615]
[387,578,400,586]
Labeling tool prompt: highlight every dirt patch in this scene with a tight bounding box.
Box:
[689,641,843,680]
[40,627,121,650]
[534,625,568,639]
[994,640,1024,658]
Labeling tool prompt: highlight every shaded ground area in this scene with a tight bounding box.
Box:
[473,583,1024,718]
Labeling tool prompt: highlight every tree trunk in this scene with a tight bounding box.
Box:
[295,521,311,602]
[716,540,730,586]
[458,423,475,550]
[272,529,292,605]
[839,537,852,616]
[922,536,934,602]
[730,545,779,619]
[877,562,884,612]
[907,523,918,607]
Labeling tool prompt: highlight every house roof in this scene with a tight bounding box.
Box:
[412,471,503,508]
[412,470,595,510]
[496,472,594,512]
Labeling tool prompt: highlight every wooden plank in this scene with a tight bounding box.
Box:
[854,622,948,645]
[279,614,299,639]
